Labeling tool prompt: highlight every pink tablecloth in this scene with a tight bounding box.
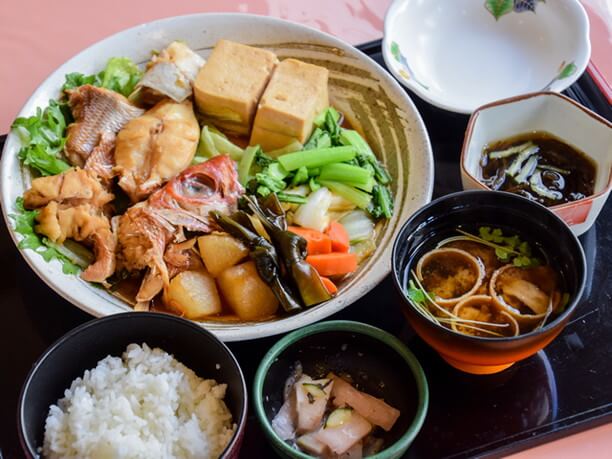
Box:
[0,0,610,456]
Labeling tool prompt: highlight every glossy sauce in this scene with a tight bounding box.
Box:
[480,131,596,207]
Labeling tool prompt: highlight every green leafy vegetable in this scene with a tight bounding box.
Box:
[406,280,426,303]
[558,62,577,80]
[62,57,142,97]
[370,184,394,219]
[11,99,72,176]
[463,226,540,267]
[10,198,81,274]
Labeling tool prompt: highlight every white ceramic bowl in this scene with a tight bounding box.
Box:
[383,0,591,114]
[461,92,612,235]
[0,13,434,342]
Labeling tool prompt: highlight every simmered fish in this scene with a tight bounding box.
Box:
[131,41,205,105]
[114,99,200,203]
[117,155,243,302]
[23,167,116,283]
[65,85,144,167]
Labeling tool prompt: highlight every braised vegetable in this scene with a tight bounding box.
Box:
[216,261,279,320]
[306,252,358,277]
[288,226,332,255]
[211,210,302,313]
[197,233,248,277]
[164,270,222,318]
[325,221,350,253]
[240,195,331,307]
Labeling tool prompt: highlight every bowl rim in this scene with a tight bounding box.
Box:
[382,0,592,114]
[16,311,249,458]
[0,12,434,343]
[252,320,429,459]
[460,91,612,212]
[391,189,588,343]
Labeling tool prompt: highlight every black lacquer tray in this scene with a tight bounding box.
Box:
[1,40,610,459]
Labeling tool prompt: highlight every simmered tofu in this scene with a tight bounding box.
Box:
[250,58,329,151]
[194,40,278,135]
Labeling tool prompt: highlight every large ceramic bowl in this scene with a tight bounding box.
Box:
[392,191,586,375]
[18,312,248,458]
[0,14,434,341]
[383,0,591,114]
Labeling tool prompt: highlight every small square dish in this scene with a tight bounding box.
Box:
[461,92,612,235]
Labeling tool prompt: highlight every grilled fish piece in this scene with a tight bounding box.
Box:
[114,100,199,203]
[117,155,243,302]
[65,85,144,167]
[131,41,205,105]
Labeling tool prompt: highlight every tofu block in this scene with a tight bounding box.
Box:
[194,40,278,135]
[250,58,329,151]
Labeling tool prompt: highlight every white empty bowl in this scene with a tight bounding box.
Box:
[461,92,612,236]
[383,0,591,114]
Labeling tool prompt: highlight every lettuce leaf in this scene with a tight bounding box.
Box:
[62,57,142,97]
[10,198,81,275]
[11,99,71,176]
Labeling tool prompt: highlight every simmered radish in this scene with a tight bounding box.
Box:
[164,270,221,319]
[198,233,249,277]
[216,261,279,320]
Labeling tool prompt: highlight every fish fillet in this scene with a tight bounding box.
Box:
[132,41,205,104]
[65,85,144,167]
[114,99,200,203]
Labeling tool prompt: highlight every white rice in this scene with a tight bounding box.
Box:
[43,343,236,459]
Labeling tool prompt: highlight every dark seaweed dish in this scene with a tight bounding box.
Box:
[480,131,596,207]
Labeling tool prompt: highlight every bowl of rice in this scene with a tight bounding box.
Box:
[18,312,248,459]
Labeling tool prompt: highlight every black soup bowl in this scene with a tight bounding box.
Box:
[391,190,587,375]
[18,312,248,458]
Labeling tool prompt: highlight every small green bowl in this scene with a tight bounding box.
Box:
[253,321,429,459]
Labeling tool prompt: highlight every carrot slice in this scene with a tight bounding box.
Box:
[289,226,332,255]
[320,277,338,295]
[325,221,350,253]
[306,253,358,277]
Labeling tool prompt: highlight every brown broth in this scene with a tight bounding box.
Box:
[480,131,596,207]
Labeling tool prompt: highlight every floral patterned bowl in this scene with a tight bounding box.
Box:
[382,0,591,114]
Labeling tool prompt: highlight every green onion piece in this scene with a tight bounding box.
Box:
[210,131,243,160]
[319,163,374,187]
[314,107,340,127]
[319,180,371,209]
[340,129,391,185]
[277,192,308,204]
[196,126,219,159]
[238,145,260,186]
[291,166,309,186]
[278,146,356,171]
[268,140,303,158]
